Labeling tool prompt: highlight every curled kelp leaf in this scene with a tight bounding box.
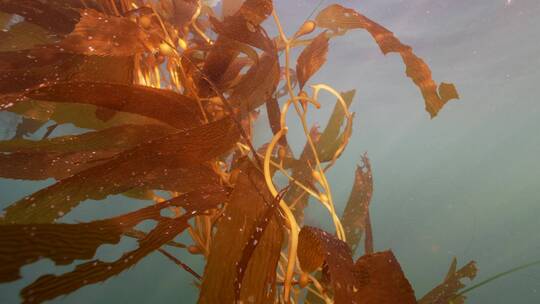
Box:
[315,4,459,117]
[341,154,373,255]
[296,31,329,89]
[199,162,283,304]
[0,117,239,224]
[297,226,357,304]
[26,81,203,130]
[418,258,478,304]
[352,250,416,303]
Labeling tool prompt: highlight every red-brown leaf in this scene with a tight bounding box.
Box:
[353,250,416,303]
[59,9,159,56]
[296,32,329,89]
[297,226,357,304]
[316,4,459,117]
[198,162,283,304]
[418,258,478,304]
[0,117,239,224]
[0,186,228,284]
[341,154,373,255]
[26,81,203,130]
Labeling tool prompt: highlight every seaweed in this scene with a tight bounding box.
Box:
[0,1,479,303]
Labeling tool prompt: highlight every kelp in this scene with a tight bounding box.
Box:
[0,117,238,224]
[198,162,283,304]
[59,9,160,56]
[341,154,373,255]
[0,187,227,283]
[296,31,329,90]
[315,4,460,117]
[353,251,416,303]
[418,258,478,304]
[297,226,357,303]
[0,1,479,303]
[26,82,203,130]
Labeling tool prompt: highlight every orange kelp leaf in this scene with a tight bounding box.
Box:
[234,0,273,25]
[0,51,79,94]
[0,49,134,97]
[198,0,272,95]
[284,126,320,222]
[296,31,329,89]
[265,97,288,146]
[341,154,373,255]
[199,162,283,304]
[234,186,289,301]
[210,15,275,52]
[0,48,70,72]
[230,52,280,114]
[0,117,239,224]
[352,250,416,303]
[26,82,202,130]
[0,0,81,34]
[60,9,159,56]
[315,4,459,117]
[2,187,226,289]
[317,90,355,162]
[21,217,187,304]
[0,124,174,180]
[418,258,478,304]
[0,124,173,153]
[0,150,118,180]
[297,226,357,304]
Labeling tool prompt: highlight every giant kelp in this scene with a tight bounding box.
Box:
[0,0,474,303]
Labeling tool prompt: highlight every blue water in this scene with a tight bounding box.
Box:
[1,0,540,303]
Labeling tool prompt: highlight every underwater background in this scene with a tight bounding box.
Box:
[1,0,539,303]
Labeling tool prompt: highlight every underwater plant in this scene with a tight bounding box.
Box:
[0,0,488,303]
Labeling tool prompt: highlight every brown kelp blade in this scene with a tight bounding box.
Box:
[229,52,280,114]
[0,117,239,224]
[25,81,203,130]
[233,186,289,301]
[21,217,188,304]
[198,162,283,304]
[352,250,416,303]
[59,9,159,56]
[13,186,226,303]
[297,226,357,304]
[317,90,355,163]
[0,150,119,180]
[0,186,227,284]
[0,0,81,34]
[210,14,275,53]
[0,123,174,153]
[199,0,273,94]
[418,258,478,304]
[315,4,459,117]
[341,154,373,255]
[296,31,329,90]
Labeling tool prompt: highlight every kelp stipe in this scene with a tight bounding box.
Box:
[0,0,482,303]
